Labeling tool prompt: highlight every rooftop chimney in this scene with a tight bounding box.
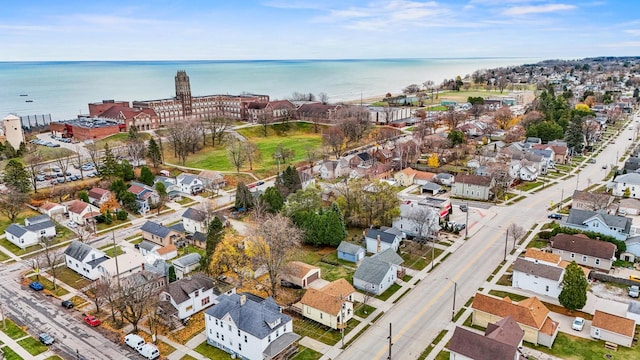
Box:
[377,235,381,253]
[240,294,246,306]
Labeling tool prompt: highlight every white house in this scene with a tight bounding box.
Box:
[512,258,564,299]
[565,209,631,241]
[364,228,401,254]
[5,215,57,249]
[318,160,338,180]
[627,301,640,323]
[591,310,636,347]
[551,233,617,271]
[205,293,300,360]
[63,241,109,280]
[353,249,404,296]
[182,207,208,234]
[159,273,235,320]
[392,201,440,239]
[65,200,100,226]
[610,173,640,198]
[172,253,202,279]
[96,249,146,280]
[39,202,66,218]
[300,279,355,330]
[176,173,204,195]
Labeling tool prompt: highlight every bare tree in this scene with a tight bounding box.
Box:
[168,120,200,164]
[54,151,72,183]
[88,277,109,314]
[125,137,146,167]
[85,143,103,171]
[507,223,525,249]
[497,76,510,93]
[323,127,346,159]
[73,146,86,179]
[257,113,273,137]
[243,142,260,171]
[249,214,303,298]
[226,137,246,173]
[39,237,64,291]
[318,92,329,105]
[100,276,120,324]
[337,106,371,143]
[0,188,28,223]
[25,152,43,193]
[204,117,230,147]
[116,274,162,333]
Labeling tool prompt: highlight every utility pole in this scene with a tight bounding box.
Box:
[452,281,457,322]
[504,228,509,261]
[465,202,469,239]
[112,231,121,288]
[340,297,345,348]
[387,323,393,360]
[558,188,564,210]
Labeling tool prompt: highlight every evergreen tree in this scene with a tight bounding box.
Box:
[4,159,30,193]
[565,110,587,155]
[110,179,128,201]
[275,166,302,198]
[147,138,162,168]
[100,143,118,178]
[120,191,139,214]
[201,217,224,274]
[120,160,135,181]
[17,142,27,157]
[139,166,154,186]
[559,262,588,311]
[3,142,16,159]
[128,126,139,139]
[78,190,90,203]
[326,203,347,246]
[235,182,254,210]
[168,266,177,283]
[260,186,284,213]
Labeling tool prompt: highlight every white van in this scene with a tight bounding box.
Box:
[138,343,160,360]
[124,334,145,351]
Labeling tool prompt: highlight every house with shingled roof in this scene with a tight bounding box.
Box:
[570,190,614,212]
[172,253,202,279]
[87,187,112,206]
[610,172,640,199]
[141,220,183,247]
[177,173,204,195]
[565,208,631,241]
[471,293,559,348]
[353,248,404,295]
[512,257,565,298]
[365,228,401,254]
[182,207,208,234]
[65,199,100,226]
[63,240,108,280]
[127,182,159,214]
[159,273,235,320]
[448,316,525,360]
[591,310,636,347]
[300,279,355,330]
[281,261,321,289]
[394,167,418,186]
[551,233,617,271]
[205,293,300,360]
[318,160,339,180]
[4,215,56,249]
[452,174,495,201]
[39,202,66,218]
[337,241,365,263]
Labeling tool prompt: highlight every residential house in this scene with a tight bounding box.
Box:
[5,215,56,249]
[394,167,418,186]
[39,202,66,218]
[141,221,183,246]
[626,300,640,323]
[88,187,112,206]
[298,169,315,190]
[349,152,373,168]
[177,173,204,195]
[353,249,404,296]
[373,148,394,164]
[159,273,236,320]
[618,198,640,216]
[623,236,640,261]
[63,241,109,280]
[198,170,226,190]
[565,209,631,241]
[300,279,356,330]
[65,200,100,226]
[182,207,208,234]
[154,244,178,260]
[550,233,617,271]
[364,228,401,254]
[281,261,321,288]
[591,310,636,347]
[420,182,442,195]
[138,240,161,256]
[318,160,338,180]
[128,182,160,214]
[336,241,365,263]
[533,144,568,165]
[512,257,564,299]
[205,293,300,360]
[392,201,441,239]
[448,316,525,360]
[471,293,559,348]
[622,157,640,173]
[154,176,181,197]
[96,248,146,280]
[610,173,640,198]
[571,190,614,212]
[452,174,495,201]
[172,253,202,279]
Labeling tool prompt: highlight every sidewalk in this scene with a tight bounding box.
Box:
[0,328,56,360]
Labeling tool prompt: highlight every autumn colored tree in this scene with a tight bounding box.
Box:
[493,107,514,130]
[427,153,440,168]
[323,127,346,159]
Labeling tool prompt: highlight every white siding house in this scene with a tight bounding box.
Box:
[5,215,56,249]
[64,241,109,280]
[512,258,564,299]
[160,273,235,320]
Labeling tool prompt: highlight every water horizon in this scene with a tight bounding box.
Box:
[0,57,542,121]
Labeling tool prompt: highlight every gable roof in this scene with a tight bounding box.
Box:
[592,310,636,337]
[26,214,50,224]
[205,293,291,339]
[25,220,55,232]
[455,174,493,187]
[523,248,561,264]
[400,167,418,177]
[614,172,640,185]
[365,229,397,244]
[128,184,145,195]
[66,200,90,214]
[165,273,234,304]
[414,171,436,181]
[448,319,523,360]
[566,209,631,232]
[156,244,177,256]
[284,261,320,279]
[138,240,160,252]
[40,202,64,211]
[141,221,174,238]
[64,240,104,262]
[88,187,109,200]
[513,258,563,281]
[5,224,27,238]
[471,293,550,330]
[321,278,355,298]
[551,233,617,259]
[337,241,364,255]
[374,248,404,265]
[628,300,640,315]
[301,288,348,316]
[354,257,394,285]
[172,253,202,267]
[485,316,526,346]
[182,207,207,222]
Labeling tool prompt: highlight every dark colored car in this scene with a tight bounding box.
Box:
[547,213,562,219]
[61,300,74,309]
[257,181,265,186]
[460,204,468,212]
[29,281,44,291]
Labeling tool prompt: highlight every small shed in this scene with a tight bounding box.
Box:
[420,182,442,195]
[337,241,365,263]
[281,261,321,288]
[591,310,636,347]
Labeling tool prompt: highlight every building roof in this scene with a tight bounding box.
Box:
[321,278,355,298]
[365,229,397,244]
[177,173,199,185]
[5,224,27,238]
[165,273,234,304]
[485,316,526,346]
[88,187,110,200]
[374,248,404,265]
[40,202,64,211]
[551,233,617,259]
[566,208,631,233]
[455,174,493,187]
[627,300,640,315]
[26,214,50,224]
[572,190,612,205]
[400,167,418,177]
[592,310,636,337]
[172,253,202,267]
[414,171,436,181]
[138,240,160,252]
[25,219,55,232]
[301,288,348,316]
[421,182,442,192]
[448,319,523,360]
[98,251,145,276]
[337,241,364,255]
[523,248,561,265]
[141,221,174,238]
[613,172,640,186]
[354,257,394,285]
[205,293,291,339]
[283,261,320,280]
[66,200,90,214]
[263,332,300,358]
[513,258,563,281]
[182,207,207,222]
[64,240,104,262]
[471,293,550,330]
[156,244,177,256]
[128,184,145,195]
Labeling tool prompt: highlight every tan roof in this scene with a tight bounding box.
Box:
[539,317,559,336]
[156,244,177,255]
[472,293,550,329]
[40,202,62,211]
[66,200,89,214]
[558,260,591,277]
[88,187,109,199]
[285,261,320,280]
[551,233,616,260]
[321,278,355,298]
[401,168,418,176]
[524,249,561,265]
[592,310,636,337]
[301,288,345,316]
[414,171,436,181]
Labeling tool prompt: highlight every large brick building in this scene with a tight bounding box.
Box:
[50,118,125,141]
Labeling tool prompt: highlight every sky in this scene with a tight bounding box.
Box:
[2,0,640,61]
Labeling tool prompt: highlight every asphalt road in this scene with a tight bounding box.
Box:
[337,118,637,360]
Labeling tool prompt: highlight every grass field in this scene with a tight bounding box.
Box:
[292,346,322,360]
[94,132,151,148]
[528,332,640,360]
[1,318,28,339]
[16,337,48,356]
[47,266,91,290]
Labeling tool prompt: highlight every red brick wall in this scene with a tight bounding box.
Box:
[72,125,121,141]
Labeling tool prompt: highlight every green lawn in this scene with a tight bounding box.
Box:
[528,332,640,360]
[44,356,64,360]
[96,219,130,231]
[0,208,40,235]
[16,337,48,356]
[178,245,205,258]
[400,247,443,271]
[377,283,402,301]
[0,250,10,261]
[47,266,91,290]
[100,245,124,258]
[293,317,360,346]
[354,303,376,318]
[193,341,234,360]
[516,181,543,191]
[292,346,322,360]
[94,132,151,148]
[33,276,70,297]
[179,355,198,360]
[0,346,24,360]
[0,318,28,339]
[315,262,353,283]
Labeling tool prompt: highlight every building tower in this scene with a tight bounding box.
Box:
[2,114,24,150]
[175,70,192,117]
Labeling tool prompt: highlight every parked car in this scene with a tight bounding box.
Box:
[124,334,146,351]
[459,204,468,212]
[588,158,596,164]
[257,181,265,186]
[629,285,640,298]
[84,315,101,327]
[247,183,256,189]
[572,317,585,331]
[137,343,160,360]
[39,333,55,345]
[61,300,74,309]
[29,281,44,291]
[547,213,562,220]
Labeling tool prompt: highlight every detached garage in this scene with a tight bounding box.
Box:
[281,261,321,288]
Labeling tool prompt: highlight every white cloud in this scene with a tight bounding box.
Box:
[624,29,640,36]
[502,4,576,16]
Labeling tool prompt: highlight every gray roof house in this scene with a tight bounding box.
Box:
[512,258,564,298]
[365,228,401,254]
[141,220,183,246]
[182,207,208,234]
[611,173,640,198]
[172,253,202,280]
[205,293,300,360]
[337,241,365,263]
[160,273,236,320]
[63,241,109,280]
[565,208,631,241]
[353,248,404,296]
[5,215,56,249]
